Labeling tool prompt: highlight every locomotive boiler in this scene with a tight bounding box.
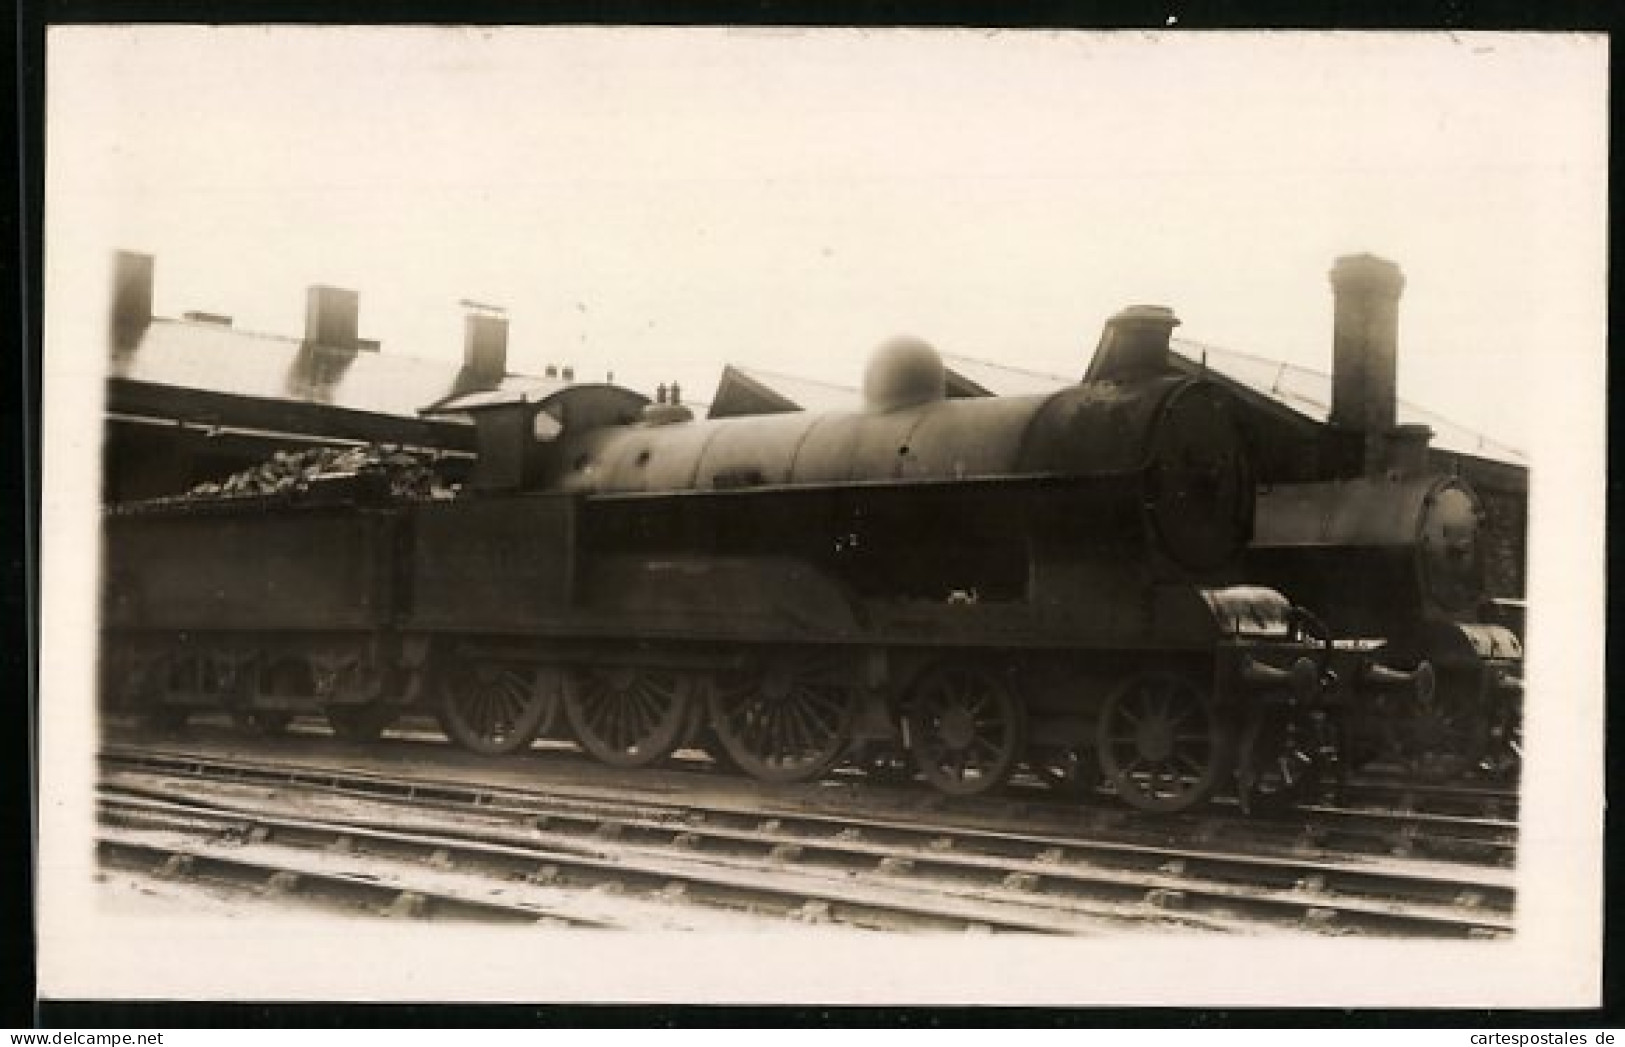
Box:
[101,305,1381,813]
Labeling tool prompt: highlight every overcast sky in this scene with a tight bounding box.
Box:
[46,27,1607,446]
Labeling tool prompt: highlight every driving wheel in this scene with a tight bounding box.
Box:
[563,665,696,768]
[1096,671,1231,813]
[438,660,556,755]
[707,655,856,784]
[904,662,1026,797]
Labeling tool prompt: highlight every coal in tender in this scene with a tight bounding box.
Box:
[130,444,462,509]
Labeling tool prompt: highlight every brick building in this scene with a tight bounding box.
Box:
[102,251,571,502]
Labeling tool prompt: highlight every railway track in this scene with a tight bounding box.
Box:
[98,744,1516,937]
[1330,774,1521,822]
[99,779,1165,934]
[108,716,1521,863]
[99,831,623,928]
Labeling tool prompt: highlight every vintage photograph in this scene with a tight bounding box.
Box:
[37,27,1605,1005]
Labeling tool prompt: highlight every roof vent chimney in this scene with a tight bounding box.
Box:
[462,310,508,384]
[1329,253,1406,476]
[562,366,575,382]
[1085,305,1180,383]
[304,285,359,350]
[110,250,154,348]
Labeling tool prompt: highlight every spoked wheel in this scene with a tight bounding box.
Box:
[904,663,1027,796]
[563,666,696,768]
[1382,674,1487,781]
[326,703,396,743]
[707,655,856,784]
[438,661,556,755]
[1096,671,1231,813]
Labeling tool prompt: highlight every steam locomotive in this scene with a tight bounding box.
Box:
[1245,432,1523,779]
[1234,256,1524,780]
[100,304,1431,814]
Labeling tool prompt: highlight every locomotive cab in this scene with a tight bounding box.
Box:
[424,382,649,493]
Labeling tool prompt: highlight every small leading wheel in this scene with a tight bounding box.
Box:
[438,661,555,755]
[707,656,856,784]
[904,663,1026,797]
[563,666,696,768]
[1096,671,1231,813]
[1379,671,1486,781]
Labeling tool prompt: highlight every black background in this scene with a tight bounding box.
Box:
[6,0,1620,1029]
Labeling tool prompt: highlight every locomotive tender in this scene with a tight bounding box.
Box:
[101,304,1419,813]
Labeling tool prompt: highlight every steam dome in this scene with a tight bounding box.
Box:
[863,336,946,412]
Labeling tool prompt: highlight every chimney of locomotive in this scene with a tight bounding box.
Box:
[304,285,360,350]
[110,250,155,350]
[1329,253,1406,476]
[1086,305,1180,382]
[463,311,509,383]
[1381,423,1434,480]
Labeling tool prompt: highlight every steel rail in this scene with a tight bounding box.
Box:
[102,751,1514,938]
[97,829,616,927]
[98,789,1118,934]
[101,741,1517,863]
[105,719,1520,864]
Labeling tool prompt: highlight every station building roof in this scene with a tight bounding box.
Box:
[109,316,559,426]
[707,363,866,418]
[703,340,1526,471]
[1166,337,1527,468]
